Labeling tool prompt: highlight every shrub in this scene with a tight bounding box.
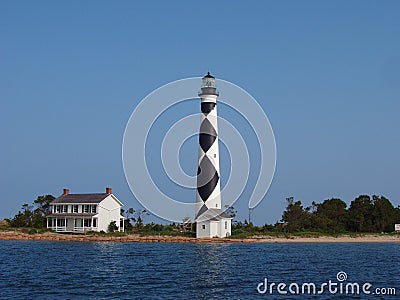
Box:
[107,221,118,233]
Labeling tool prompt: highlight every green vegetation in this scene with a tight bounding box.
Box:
[4,193,400,238]
[6,195,55,229]
[281,195,400,234]
[107,221,119,232]
[121,207,196,237]
[227,194,400,238]
[84,230,127,237]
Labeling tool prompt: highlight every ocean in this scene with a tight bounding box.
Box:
[0,241,398,299]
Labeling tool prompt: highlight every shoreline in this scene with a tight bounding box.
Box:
[0,231,399,243]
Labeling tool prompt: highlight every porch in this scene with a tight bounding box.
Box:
[47,215,98,233]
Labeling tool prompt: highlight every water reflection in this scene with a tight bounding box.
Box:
[192,244,234,296]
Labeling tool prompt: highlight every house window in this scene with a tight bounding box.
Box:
[84,219,91,227]
[62,205,68,213]
[84,205,89,213]
[202,225,206,230]
[73,205,78,213]
[56,219,65,227]
[93,218,97,227]
[91,205,96,213]
[225,221,227,229]
[56,205,61,213]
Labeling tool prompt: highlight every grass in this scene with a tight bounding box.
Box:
[0,226,11,232]
[229,229,399,239]
[0,226,48,234]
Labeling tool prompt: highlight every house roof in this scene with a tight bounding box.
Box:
[196,208,233,222]
[50,193,109,204]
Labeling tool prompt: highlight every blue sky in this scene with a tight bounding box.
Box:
[1,1,399,224]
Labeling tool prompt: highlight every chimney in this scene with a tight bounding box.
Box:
[63,188,69,195]
[106,187,112,194]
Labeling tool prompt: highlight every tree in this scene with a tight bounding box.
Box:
[9,203,33,227]
[34,195,54,216]
[107,221,118,232]
[131,209,150,231]
[9,195,55,228]
[311,198,347,233]
[347,195,374,232]
[224,205,237,219]
[32,195,55,228]
[224,205,237,225]
[121,208,134,231]
[396,206,400,225]
[371,195,397,232]
[281,197,310,232]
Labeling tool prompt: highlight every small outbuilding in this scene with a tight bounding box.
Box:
[196,208,232,238]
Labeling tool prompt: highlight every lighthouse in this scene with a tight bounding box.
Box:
[195,72,232,238]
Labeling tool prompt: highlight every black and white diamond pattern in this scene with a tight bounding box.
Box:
[199,118,217,153]
[196,101,220,218]
[197,156,219,201]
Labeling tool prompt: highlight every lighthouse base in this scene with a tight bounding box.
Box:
[195,208,232,238]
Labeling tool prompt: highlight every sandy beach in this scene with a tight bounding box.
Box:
[0,231,399,243]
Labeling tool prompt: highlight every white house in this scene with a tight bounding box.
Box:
[196,208,232,238]
[46,187,124,233]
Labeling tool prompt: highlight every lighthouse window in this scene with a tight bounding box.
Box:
[202,225,206,230]
[214,154,216,158]
[225,221,227,229]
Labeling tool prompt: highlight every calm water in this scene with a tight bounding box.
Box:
[0,241,398,299]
